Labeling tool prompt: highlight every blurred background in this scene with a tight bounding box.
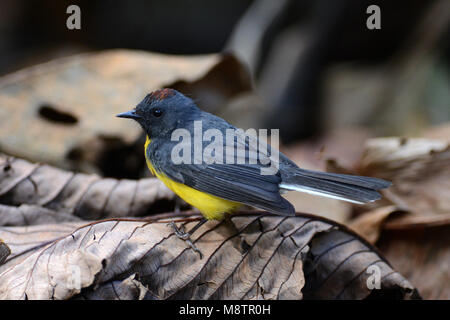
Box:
[0,0,447,175]
[1,0,448,139]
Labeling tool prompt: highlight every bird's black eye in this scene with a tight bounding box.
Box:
[152,108,163,117]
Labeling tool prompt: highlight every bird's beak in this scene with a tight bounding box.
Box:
[116,110,141,120]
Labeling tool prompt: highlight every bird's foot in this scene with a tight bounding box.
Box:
[167,221,190,239]
[167,221,203,259]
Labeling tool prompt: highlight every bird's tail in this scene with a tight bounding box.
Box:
[280,169,391,204]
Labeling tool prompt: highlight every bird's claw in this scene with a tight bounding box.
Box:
[185,238,203,259]
[168,221,203,259]
[167,221,189,239]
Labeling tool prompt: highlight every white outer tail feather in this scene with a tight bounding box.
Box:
[279,183,368,205]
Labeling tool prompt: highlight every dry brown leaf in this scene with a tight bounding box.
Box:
[360,137,450,215]
[74,274,155,300]
[326,137,450,216]
[0,50,250,176]
[0,204,82,226]
[282,127,374,172]
[0,212,418,300]
[377,224,450,299]
[326,137,450,299]
[0,153,175,222]
[384,213,450,230]
[348,206,405,244]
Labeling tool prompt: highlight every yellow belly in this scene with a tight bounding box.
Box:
[145,136,241,220]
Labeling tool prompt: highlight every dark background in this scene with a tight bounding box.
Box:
[1,0,449,142]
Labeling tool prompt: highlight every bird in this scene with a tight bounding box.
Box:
[117,88,390,256]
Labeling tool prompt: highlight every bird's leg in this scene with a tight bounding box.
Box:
[167,218,208,259]
[186,218,208,236]
[168,220,188,239]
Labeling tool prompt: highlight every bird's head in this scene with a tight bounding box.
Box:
[117,88,199,138]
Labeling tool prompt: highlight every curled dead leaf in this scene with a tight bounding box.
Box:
[0,50,251,177]
[348,206,405,244]
[74,274,155,300]
[384,213,450,231]
[377,223,450,299]
[326,136,450,299]
[360,137,450,215]
[0,153,175,222]
[0,204,82,226]
[0,212,418,300]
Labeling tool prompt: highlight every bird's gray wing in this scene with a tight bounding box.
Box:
[163,162,294,215]
[149,137,294,215]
